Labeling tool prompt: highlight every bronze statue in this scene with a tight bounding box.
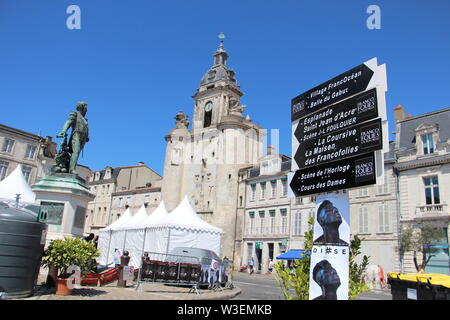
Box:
[53,102,90,175]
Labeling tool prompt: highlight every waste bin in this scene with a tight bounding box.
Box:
[0,203,47,298]
[388,272,450,300]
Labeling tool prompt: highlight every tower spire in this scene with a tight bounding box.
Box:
[214,33,228,66]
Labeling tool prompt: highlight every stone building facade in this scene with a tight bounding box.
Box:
[161,41,264,259]
[238,149,292,272]
[86,163,162,233]
[393,106,450,274]
[110,186,162,223]
[0,123,57,186]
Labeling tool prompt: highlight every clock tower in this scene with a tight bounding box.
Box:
[161,39,264,258]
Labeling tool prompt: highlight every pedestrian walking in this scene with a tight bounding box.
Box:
[248,257,254,275]
[268,259,274,273]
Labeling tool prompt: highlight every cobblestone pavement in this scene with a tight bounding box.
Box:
[17,276,241,300]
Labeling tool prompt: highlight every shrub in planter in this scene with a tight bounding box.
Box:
[41,237,100,295]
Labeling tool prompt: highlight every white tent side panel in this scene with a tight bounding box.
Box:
[144,227,170,254]
[97,230,111,265]
[106,230,126,263]
[123,229,145,268]
[169,228,221,257]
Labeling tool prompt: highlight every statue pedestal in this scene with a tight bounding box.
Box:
[31,173,94,247]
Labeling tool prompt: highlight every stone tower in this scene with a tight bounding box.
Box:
[161,40,264,258]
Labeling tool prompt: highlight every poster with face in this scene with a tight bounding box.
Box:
[309,245,349,300]
[314,191,350,246]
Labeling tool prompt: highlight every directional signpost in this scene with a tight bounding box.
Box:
[289,57,388,300]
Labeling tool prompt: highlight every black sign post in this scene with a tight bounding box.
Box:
[289,152,377,197]
[291,63,376,121]
[294,118,383,169]
[296,88,379,144]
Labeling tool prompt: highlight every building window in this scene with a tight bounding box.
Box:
[358,207,369,234]
[24,144,37,159]
[269,211,275,233]
[377,172,390,194]
[421,134,434,155]
[281,179,288,196]
[358,187,369,197]
[281,209,288,234]
[295,197,302,205]
[378,204,391,233]
[119,197,123,207]
[293,211,302,236]
[259,211,265,234]
[248,212,255,234]
[424,176,440,205]
[250,185,256,201]
[260,183,266,200]
[22,165,32,183]
[2,139,14,153]
[270,181,277,198]
[239,196,243,207]
[0,160,9,181]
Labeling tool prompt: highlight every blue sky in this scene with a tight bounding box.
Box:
[1,0,449,174]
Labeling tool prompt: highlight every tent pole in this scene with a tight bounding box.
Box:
[165,227,171,255]
[123,230,127,252]
[140,228,147,264]
[106,230,112,265]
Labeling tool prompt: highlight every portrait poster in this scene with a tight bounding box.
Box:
[309,245,349,300]
[313,191,350,246]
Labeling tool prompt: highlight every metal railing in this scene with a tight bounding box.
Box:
[416,203,448,217]
[136,251,202,293]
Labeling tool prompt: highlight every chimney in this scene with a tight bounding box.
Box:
[267,145,275,155]
[394,105,406,122]
[138,162,145,166]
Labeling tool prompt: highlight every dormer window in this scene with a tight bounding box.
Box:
[415,123,438,156]
[421,134,434,154]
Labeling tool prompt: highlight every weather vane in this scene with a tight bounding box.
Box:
[218,32,225,41]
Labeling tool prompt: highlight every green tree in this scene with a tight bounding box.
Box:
[273,218,371,300]
[399,223,445,273]
[348,235,371,299]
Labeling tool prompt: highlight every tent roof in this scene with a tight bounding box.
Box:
[101,207,132,231]
[0,164,36,203]
[153,196,222,234]
[117,204,149,230]
[141,201,169,227]
[276,249,308,260]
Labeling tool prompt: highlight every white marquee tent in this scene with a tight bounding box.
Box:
[0,164,36,203]
[145,196,223,258]
[97,207,132,265]
[98,198,223,268]
[122,202,169,267]
[98,202,169,267]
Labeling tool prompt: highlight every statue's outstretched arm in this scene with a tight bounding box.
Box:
[57,112,76,138]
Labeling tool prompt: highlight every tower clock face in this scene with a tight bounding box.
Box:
[204,101,213,112]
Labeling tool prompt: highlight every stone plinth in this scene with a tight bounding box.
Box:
[31,173,94,247]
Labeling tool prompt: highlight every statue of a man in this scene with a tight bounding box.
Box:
[55,102,90,175]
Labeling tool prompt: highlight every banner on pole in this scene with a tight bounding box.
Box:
[309,245,349,300]
[313,191,350,246]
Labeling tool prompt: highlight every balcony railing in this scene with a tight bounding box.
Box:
[415,203,448,218]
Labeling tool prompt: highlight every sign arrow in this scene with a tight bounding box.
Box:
[291,59,378,121]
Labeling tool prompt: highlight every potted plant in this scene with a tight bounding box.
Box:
[41,237,100,295]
